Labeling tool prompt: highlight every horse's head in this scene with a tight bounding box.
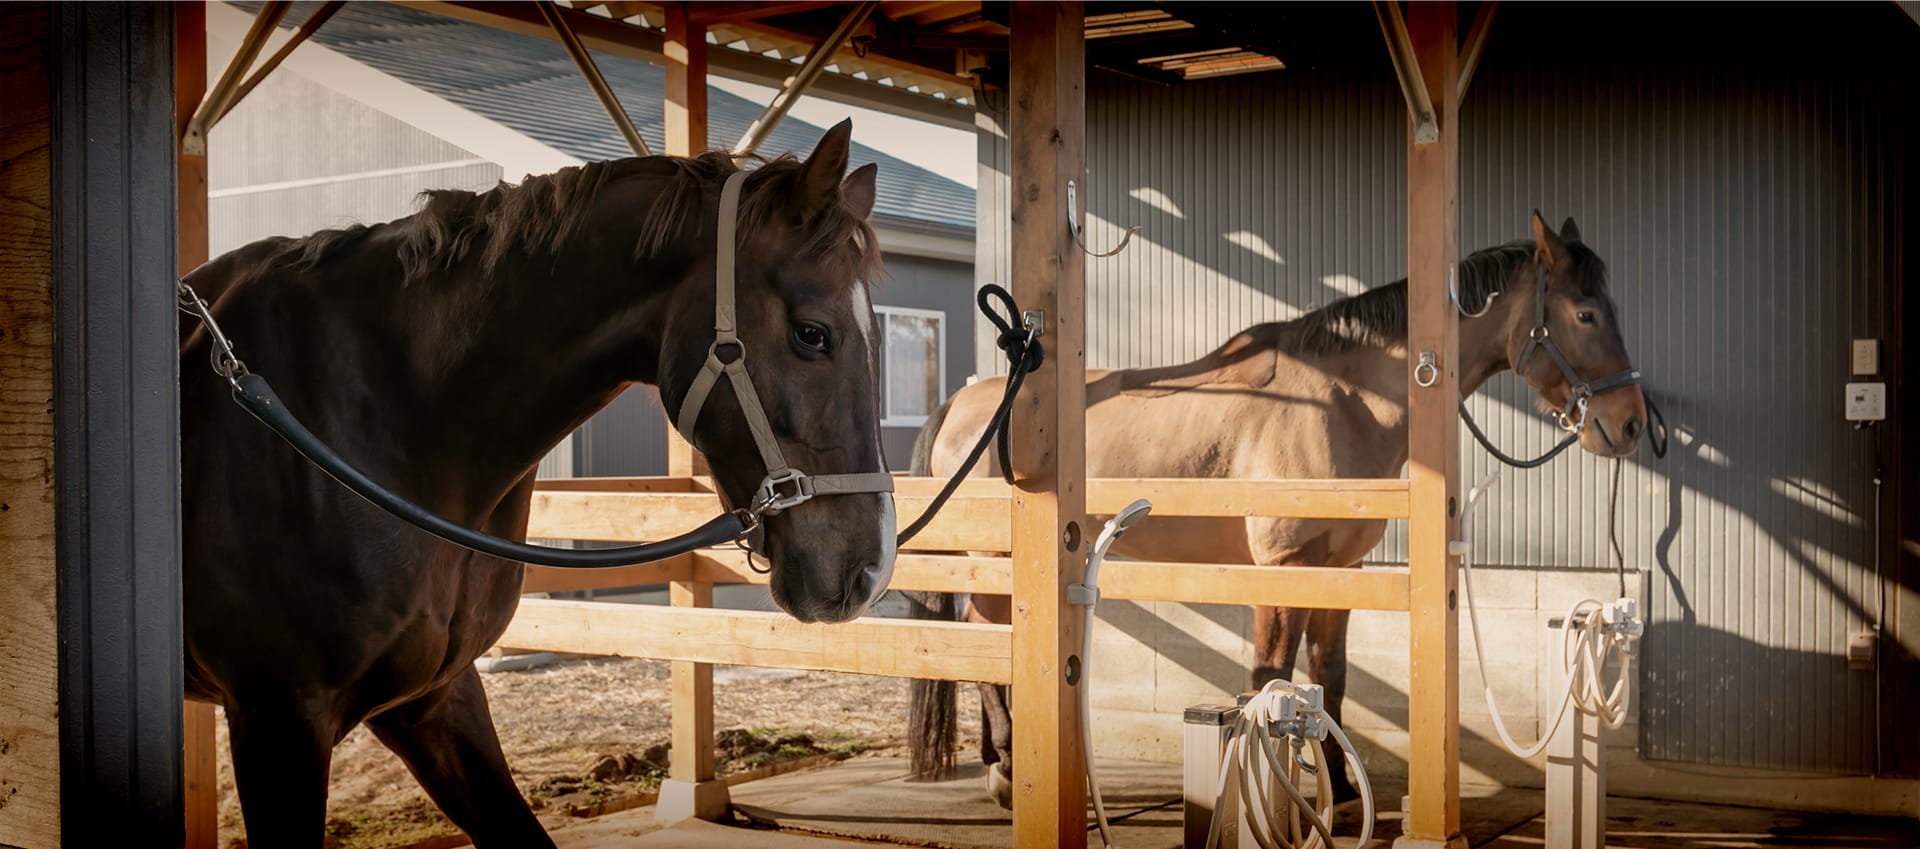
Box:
[658,120,895,624]
[1508,212,1648,458]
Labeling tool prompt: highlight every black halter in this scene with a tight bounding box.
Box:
[1513,259,1642,435]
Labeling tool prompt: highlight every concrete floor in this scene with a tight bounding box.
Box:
[540,757,1919,849]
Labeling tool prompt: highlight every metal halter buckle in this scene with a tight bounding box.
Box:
[1555,395,1590,434]
[753,468,813,515]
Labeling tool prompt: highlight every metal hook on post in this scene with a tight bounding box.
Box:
[1066,180,1139,258]
[1449,263,1499,318]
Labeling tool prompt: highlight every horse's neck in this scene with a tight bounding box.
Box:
[382,255,676,510]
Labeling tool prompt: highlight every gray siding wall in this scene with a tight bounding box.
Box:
[975,5,1908,774]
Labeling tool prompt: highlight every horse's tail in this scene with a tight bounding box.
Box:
[906,395,962,779]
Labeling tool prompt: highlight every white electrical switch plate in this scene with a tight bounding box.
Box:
[1845,382,1886,421]
[1852,339,1879,376]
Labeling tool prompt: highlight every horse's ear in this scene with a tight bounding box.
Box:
[1560,216,1583,243]
[842,163,878,220]
[798,118,855,211]
[1531,209,1567,266]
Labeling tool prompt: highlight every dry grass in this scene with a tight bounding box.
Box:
[213,656,984,849]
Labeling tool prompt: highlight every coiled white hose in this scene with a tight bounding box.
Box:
[1203,680,1375,849]
[1456,473,1639,760]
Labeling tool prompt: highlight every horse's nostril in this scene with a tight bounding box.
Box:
[1622,416,1641,443]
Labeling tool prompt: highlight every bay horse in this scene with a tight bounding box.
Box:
[181,121,895,847]
[907,214,1647,804]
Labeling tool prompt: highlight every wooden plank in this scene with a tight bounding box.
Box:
[892,476,1411,519]
[521,555,691,595]
[700,552,1407,612]
[1007,3,1087,846]
[174,4,221,846]
[1400,2,1464,847]
[686,1,837,25]
[532,476,707,492]
[670,579,716,782]
[528,491,1010,551]
[664,1,711,479]
[0,5,61,844]
[495,599,1014,684]
[1099,563,1410,611]
[697,550,1017,595]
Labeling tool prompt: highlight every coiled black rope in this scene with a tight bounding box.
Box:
[894,284,1043,546]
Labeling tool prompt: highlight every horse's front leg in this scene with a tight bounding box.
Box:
[366,667,556,849]
[1305,607,1359,802]
[226,697,340,849]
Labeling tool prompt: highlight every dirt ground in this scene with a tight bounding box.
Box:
[212,655,986,849]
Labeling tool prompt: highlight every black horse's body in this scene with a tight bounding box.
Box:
[182,123,895,847]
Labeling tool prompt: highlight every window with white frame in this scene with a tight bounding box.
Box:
[875,306,945,428]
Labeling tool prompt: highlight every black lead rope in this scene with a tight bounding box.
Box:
[894,284,1042,546]
[232,373,750,567]
[1459,401,1580,469]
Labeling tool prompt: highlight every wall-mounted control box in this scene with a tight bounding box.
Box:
[1852,339,1879,376]
[1845,382,1886,422]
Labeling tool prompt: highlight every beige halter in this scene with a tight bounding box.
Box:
[674,171,895,519]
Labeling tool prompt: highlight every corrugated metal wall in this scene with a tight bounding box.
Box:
[974,4,1908,772]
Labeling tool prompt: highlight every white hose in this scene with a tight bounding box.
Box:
[1456,473,1639,760]
[1078,501,1373,848]
[1202,679,1375,849]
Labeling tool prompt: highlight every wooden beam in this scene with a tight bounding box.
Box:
[1099,563,1411,611]
[0,4,61,844]
[670,579,716,782]
[1374,0,1439,145]
[532,475,707,492]
[539,0,651,157]
[527,490,1011,551]
[496,599,1015,683]
[521,555,691,595]
[1399,1,1464,846]
[696,551,1410,611]
[1008,3,1088,846]
[664,2,710,477]
[1457,1,1498,103]
[173,3,219,846]
[687,1,837,25]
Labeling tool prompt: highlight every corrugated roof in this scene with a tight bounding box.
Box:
[232,1,974,233]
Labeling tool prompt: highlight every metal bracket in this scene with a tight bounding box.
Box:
[1414,351,1439,387]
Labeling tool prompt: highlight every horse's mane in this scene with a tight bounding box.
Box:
[260,151,883,285]
[1274,239,1608,358]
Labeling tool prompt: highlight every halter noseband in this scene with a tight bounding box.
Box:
[1514,258,1642,435]
[674,171,895,532]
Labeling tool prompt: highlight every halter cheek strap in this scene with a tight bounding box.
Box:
[674,171,894,519]
[1515,259,1642,434]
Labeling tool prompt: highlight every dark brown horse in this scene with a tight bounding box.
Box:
[907,215,1647,804]
[181,122,895,847]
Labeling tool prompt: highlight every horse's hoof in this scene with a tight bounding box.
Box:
[986,762,1014,809]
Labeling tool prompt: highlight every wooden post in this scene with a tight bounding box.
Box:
[1007,3,1088,847]
[1397,2,1464,848]
[663,1,710,480]
[175,4,220,847]
[0,5,61,846]
[656,2,725,822]
[1544,657,1606,849]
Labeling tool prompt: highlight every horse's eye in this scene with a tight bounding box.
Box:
[1576,310,1596,325]
[792,321,831,354]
